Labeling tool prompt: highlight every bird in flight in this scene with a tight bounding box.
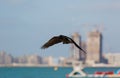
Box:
[41,35,86,54]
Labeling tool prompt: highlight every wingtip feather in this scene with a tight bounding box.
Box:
[41,46,45,49]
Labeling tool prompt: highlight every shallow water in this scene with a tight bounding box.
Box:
[0,67,120,78]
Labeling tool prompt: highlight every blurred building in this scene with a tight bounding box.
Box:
[58,57,73,66]
[14,55,42,64]
[15,55,28,64]
[71,32,82,60]
[81,41,86,63]
[104,53,120,66]
[58,57,66,66]
[0,51,13,65]
[27,55,42,64]
[42,56,54,66]
[86,30,103,64]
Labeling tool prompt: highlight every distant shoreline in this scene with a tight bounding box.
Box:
[0,64,72,67]
[0,64,120,68]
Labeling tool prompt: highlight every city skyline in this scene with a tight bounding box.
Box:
[0,0,120,57]
[0,30,104,65]
[1,50,120,67]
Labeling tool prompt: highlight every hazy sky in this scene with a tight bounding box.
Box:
[0,0,120,58]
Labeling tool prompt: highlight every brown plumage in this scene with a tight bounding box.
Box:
[41,35,86,54]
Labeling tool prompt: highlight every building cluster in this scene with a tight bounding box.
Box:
[60,29,104,66]
[0,51,13,65]
[0,51,43,66]
[0,51,61,66]
[0,29,120,67]
[59,29,120,66]
[104,53,120,66]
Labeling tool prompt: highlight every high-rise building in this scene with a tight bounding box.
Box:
[81,41,86,62]
[71,32,81,60]
[86,30,102,63]
[0,51,13,64]
[43,56,54,66]
[27,55,42,64]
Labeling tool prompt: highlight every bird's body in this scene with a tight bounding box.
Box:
[41,35,86,54]
[59,35,71,44]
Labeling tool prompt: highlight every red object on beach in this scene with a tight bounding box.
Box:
[94,71,114,75]
[105,71,114,75]
[94,71,105,75]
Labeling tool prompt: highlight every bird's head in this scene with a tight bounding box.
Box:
[59,35,64,37]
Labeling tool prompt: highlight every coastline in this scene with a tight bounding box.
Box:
[0,63,120,68]
[0,64,72,67]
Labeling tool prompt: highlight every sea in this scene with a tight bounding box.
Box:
[0,67,120,78]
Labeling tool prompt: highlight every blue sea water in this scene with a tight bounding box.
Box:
[0,67,72,78]
[0,67,120,78]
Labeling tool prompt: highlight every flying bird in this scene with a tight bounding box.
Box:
[41,35,86,54]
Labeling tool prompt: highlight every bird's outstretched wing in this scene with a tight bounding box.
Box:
[41,36,62,49]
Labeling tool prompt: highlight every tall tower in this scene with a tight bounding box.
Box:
[86,29,102,63]
[71,32,81,60]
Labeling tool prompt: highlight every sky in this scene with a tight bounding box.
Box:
[0,0,120,58]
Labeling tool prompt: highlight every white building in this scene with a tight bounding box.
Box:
[0,51,13,65]
[104,53,120,66]
[27,55,42,64]
[86,30,102,64]
[71,32,81,60]
[43,56,54,66]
